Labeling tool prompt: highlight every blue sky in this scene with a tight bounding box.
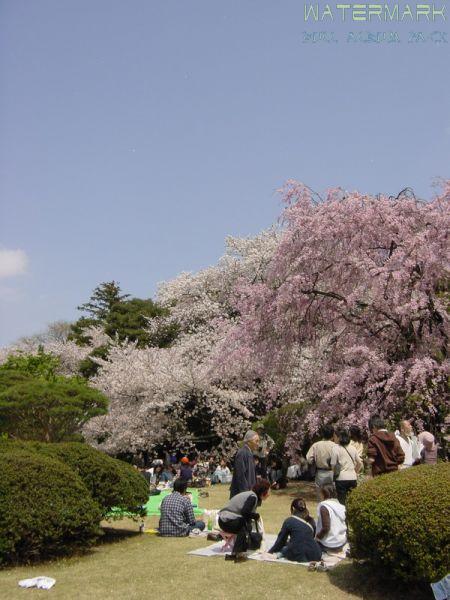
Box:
[1,0,449,345]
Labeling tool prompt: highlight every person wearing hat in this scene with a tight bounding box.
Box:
[179,457,193,482]
[229,430,260,498]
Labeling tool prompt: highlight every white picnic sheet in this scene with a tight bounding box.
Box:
[188,534,348,568]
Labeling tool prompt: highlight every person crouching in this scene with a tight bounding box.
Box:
[218,479,270,562]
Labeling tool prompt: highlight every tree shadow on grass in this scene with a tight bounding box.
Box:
[98,526,142,546]
[328,561,433,600]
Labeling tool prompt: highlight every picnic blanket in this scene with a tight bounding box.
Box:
[145,489,204,516]
[188,534,347,568]
[108,489,204,519]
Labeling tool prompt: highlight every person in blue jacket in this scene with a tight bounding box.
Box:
[268,497,322,563]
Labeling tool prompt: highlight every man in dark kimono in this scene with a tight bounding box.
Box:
[229,430,260,498]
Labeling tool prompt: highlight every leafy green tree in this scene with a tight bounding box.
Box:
[0,348,60,381]
[0,372,108,442]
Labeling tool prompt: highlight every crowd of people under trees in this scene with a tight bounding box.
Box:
[136,414,440,564]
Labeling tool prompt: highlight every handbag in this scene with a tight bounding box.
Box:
[247,531,263,550]
[246,518,262,550]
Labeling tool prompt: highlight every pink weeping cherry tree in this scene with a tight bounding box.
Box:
[217,180,449,447]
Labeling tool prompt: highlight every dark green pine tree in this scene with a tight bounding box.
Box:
[70,281,130,346]
[105,298,179,348]
[77,281,130,321]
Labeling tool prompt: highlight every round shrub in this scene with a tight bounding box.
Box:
[347,463,450,583]
[0,447,101,565]
[36,442,149,518]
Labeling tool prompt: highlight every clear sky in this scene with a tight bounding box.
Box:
[0,0,449,345]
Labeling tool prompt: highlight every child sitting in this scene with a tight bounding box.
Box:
[268,498,322,562]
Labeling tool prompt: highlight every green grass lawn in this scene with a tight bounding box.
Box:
[0,482,432,600]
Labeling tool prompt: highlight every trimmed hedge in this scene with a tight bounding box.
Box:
[37,442,149,517]
[347,463,450,583]
[0,440,149,518]
[0,447,101,565]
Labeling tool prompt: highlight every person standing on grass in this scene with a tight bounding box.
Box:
[159,479,205,536]
[306,425,338,499]
[229,430,260,498]
[255,425,274,478]
[395,419,422,469]
[367,415,404,476]
[179,456,193,482]
[418,431,438,464]
[349,425,365,461]
[332,429,362,505]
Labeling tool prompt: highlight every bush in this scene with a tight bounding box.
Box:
[347,463,450,583]
[0,446,101,565]
[36,442,149,518]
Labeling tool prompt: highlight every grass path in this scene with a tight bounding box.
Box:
[0,482,431,600]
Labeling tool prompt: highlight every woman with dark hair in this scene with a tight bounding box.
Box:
[315,484,347,551]
[268,497,322,562]
[332,428,362,505]
[218,479,270,562]
[349,425,365,461]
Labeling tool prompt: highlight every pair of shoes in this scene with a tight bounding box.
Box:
[308,560,329,572]
[207,532,222,542]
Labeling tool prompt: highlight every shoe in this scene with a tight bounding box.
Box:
[233,553,248,563]
[225,553,248,563]
[308,562,318,571]
[316,561,329,572]
[207,533,221,542]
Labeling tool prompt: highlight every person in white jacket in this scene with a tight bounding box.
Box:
[315,484,347,551]
[395,420,422,469]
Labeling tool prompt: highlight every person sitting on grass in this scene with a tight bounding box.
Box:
[315,484,347,552]
[268,497,322,563]
[218,479,270,562]
[160,464,175,483]
[158,479,205,537]
[212,459,232,484]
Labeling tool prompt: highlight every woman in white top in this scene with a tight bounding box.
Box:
[316,484,347,550]
[332,429,363,505]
